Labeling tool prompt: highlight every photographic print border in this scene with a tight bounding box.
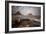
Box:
[5,1,45,33]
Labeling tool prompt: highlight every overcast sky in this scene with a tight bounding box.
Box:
[12,6,41,16]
